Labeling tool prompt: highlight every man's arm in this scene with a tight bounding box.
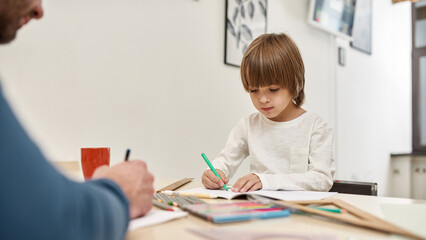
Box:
[0,89,132,240]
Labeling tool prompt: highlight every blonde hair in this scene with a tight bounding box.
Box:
[240,33,305,106]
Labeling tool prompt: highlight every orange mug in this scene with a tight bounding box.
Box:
[81,147,110,180]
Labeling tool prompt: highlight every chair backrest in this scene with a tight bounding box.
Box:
[330,180,378,196]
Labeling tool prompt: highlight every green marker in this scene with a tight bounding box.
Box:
[201,153,229,191]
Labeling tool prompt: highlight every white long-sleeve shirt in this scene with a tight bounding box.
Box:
[212,111,335,191]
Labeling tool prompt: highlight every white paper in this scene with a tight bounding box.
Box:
[179,187,336,201]
[128,209,188,231]
[187,228,337,240]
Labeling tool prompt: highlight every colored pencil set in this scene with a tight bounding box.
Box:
[153,192,206,211]
[184,201,290,223]
[152,154,291,223]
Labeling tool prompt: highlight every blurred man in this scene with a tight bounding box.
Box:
[0,1,154,239]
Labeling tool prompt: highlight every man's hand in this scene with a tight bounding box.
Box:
[201,169,228,189]
[231,173,262,192]
[92,160,154,219]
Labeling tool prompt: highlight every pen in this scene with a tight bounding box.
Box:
[201,153,229,191]
[124,149,131,162]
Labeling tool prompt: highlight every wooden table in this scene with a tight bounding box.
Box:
[53,161,425,240]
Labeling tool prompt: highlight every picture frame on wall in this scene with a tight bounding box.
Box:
[307,0,356,41]
[224,0,267,67]
[350,0,372,54]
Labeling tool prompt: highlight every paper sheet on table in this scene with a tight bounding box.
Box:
[179,187,336,201]
[381,203,426,239]
[128,209,188,231]
[187,228,337,240]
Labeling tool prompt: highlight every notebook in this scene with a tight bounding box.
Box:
[179,187,336,201]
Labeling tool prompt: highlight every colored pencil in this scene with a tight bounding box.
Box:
[201,153,229,191]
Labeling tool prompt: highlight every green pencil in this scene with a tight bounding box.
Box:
[310,206,342,213]
[201,153,229,191]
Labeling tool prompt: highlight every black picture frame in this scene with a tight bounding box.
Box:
[224,0,267,67]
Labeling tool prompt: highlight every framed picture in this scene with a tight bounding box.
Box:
[307,0,356,41]
[224,0,267,67]
[350,0,372,54]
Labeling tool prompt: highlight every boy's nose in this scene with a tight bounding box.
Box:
[259,94,270,103]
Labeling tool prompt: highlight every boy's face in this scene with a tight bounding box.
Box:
[248,85,294,122]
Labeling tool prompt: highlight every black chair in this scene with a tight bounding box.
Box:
[329,180,378,196]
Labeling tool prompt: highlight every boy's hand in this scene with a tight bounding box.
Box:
[232,173,262,192]
[201,169,228,189]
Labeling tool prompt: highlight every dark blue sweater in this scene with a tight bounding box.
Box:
[0,86,129,240]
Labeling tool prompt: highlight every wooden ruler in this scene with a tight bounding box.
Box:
[156,178,193,193]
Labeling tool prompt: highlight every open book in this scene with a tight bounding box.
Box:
[179,187,336,201]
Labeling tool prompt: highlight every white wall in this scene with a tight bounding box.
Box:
[334,1,412,195]
[0,0,412,195]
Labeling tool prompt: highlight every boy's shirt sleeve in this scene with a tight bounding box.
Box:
[0,88,129,240]
[212,118,249,180]
[256,119,335,191]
